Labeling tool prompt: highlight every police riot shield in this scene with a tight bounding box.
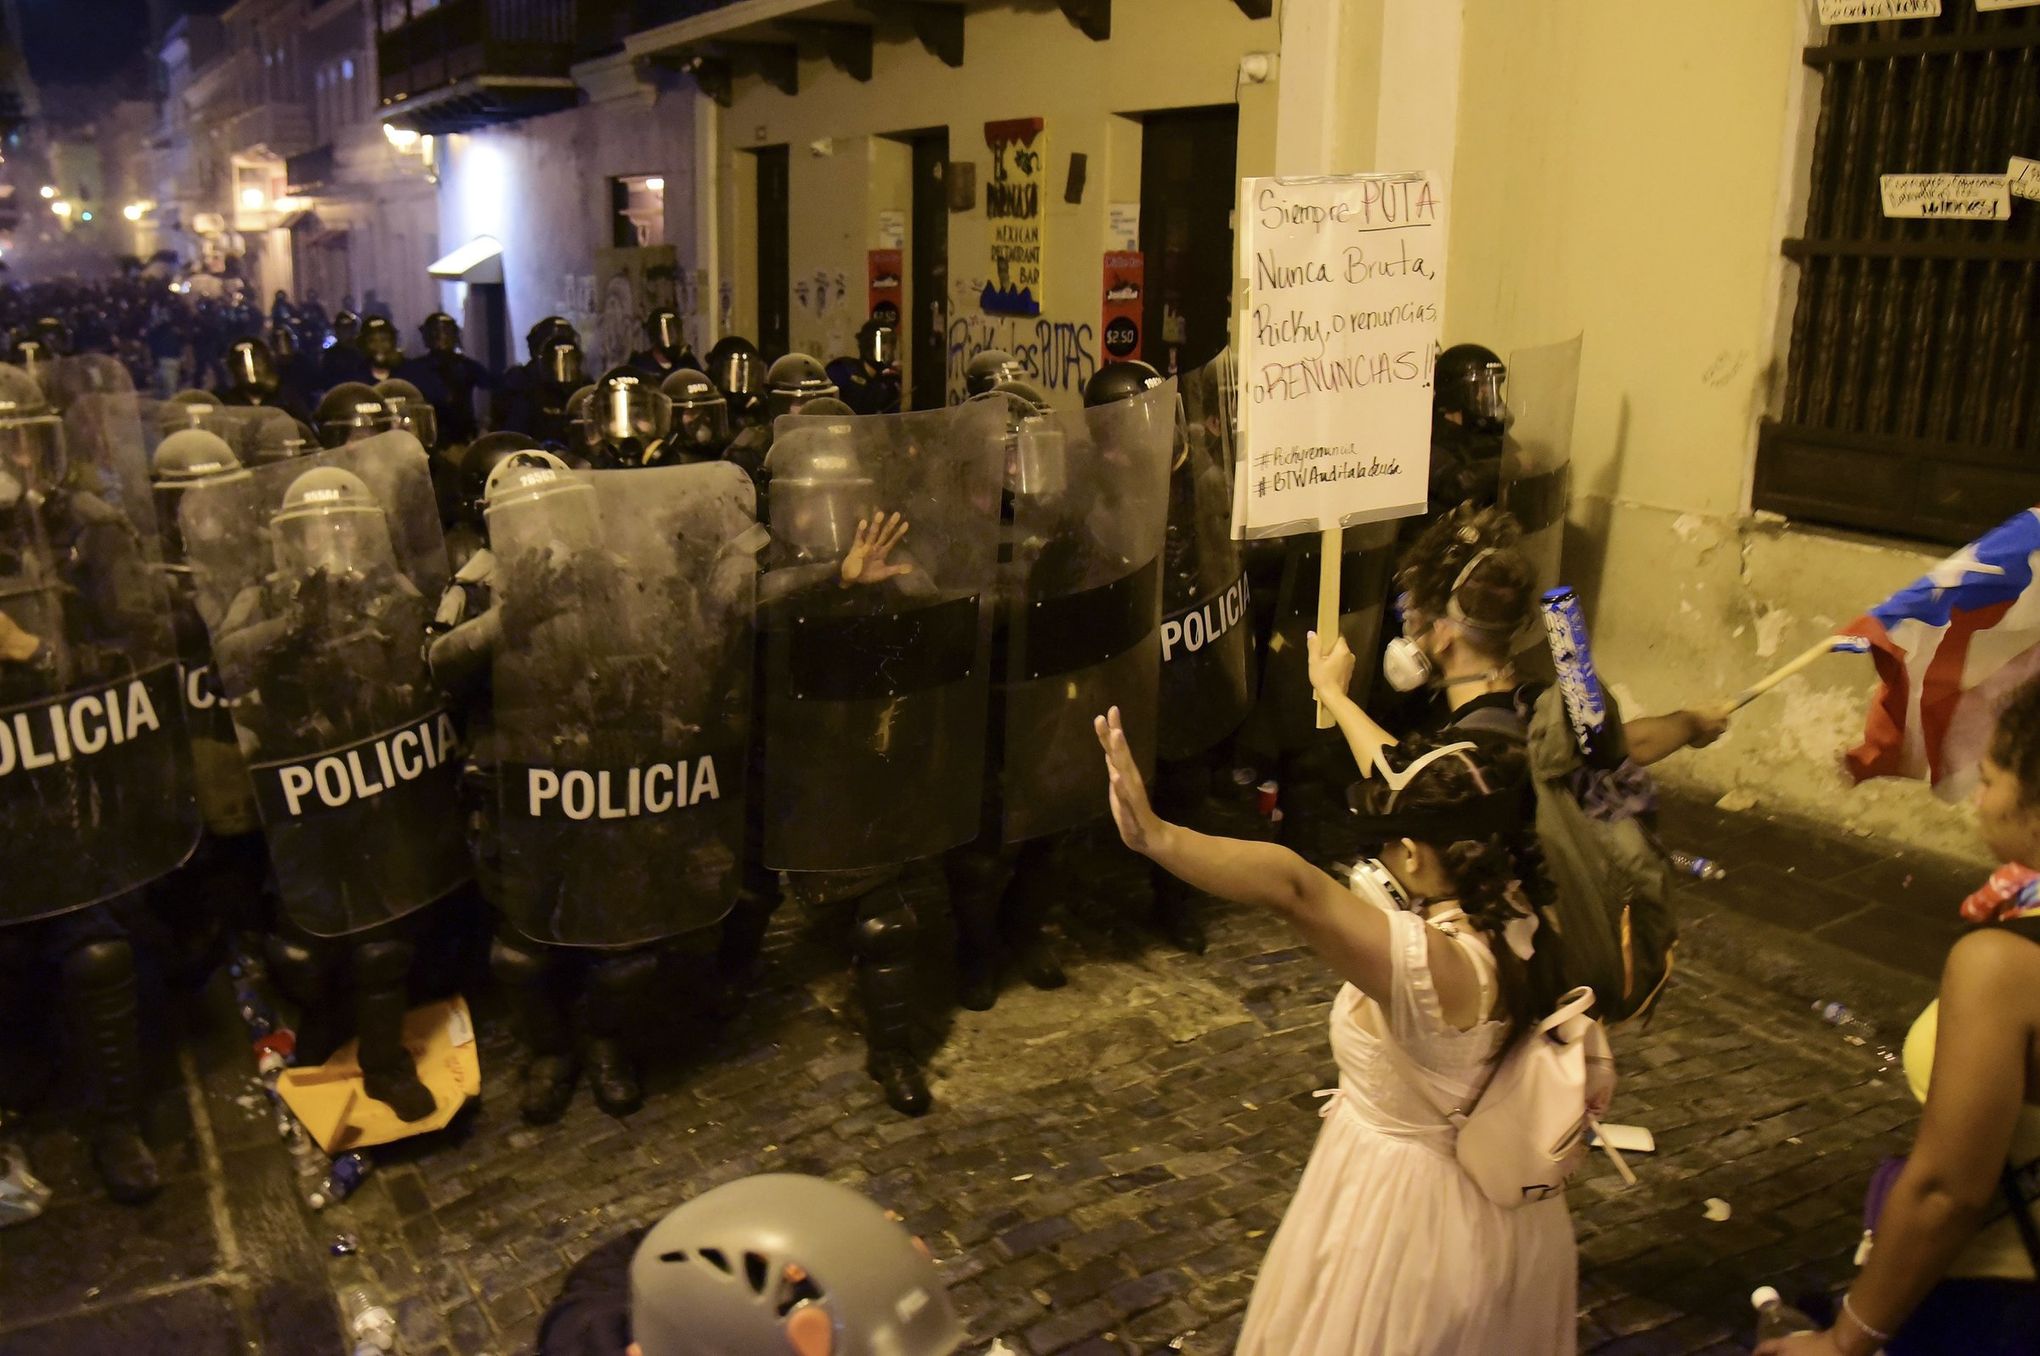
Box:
[179,430,467,937]
[1162,350,1254,761]
[489,460,756,948]
[759,401,1004,871]
[1497,335,1582,617]
[1001,380,1173,843]
[0,362,200,924]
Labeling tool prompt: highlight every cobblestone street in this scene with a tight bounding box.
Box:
[0,795,1950,1355]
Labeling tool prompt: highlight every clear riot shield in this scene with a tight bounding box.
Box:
[179,430,467,937]
[1001,380,1173,844]
[1498,335,1582,612]
[759,401,1004,871]
[0,363,199,924]
[490,461,756,948]
[1162,351,1255,761]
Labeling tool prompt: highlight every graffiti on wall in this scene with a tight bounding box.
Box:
[594,245,680,370]
[946,274,1097,403]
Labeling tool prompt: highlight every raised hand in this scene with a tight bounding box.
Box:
[840,511,915,586]
[1093,705,1162,856]
[1307,629,1356,700]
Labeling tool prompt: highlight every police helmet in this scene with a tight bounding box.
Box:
[314,382,387,448]
[1433,343,1507,433]
[271,465,396,578]
[963,348,1027,398]
[1082,360,1163,409]
[764,352,838,422]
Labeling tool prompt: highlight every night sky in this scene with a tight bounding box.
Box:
[17,0,166,87]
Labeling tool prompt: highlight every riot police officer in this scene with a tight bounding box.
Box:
[704,335,765,430]
[579,370,673,469]
[396,312,490,448]
[498,336,586,447]
[827,318,903,416]
[723,353,837,489]
[358,316,405,384]
[217,337,313,424]
[313,382,387,449]
[317,309,373,392]
[268,323,317,417]
[1429,343,1507,514]
[658,368,733,463]
[961,348,1027,401]
[492,316,580,433]
[627,307,701,381]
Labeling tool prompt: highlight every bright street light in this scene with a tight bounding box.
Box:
[38,185,54,199]
[122,203,144,221]
[80,211,92,221]
[383,124,420,151]
[51,200,71,218]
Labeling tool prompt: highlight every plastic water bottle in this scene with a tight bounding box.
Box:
[1751,1286,1817,1340]
[343,1286,397,1353]
[1669,850,1727,882]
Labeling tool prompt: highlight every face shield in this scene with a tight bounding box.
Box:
[423,316,459,353]
[674,398,730,457]
[766,378,839,424]
[1460,362,1508,434]
[774,449,874,562]
[376,396,438,450]
[0,413,65,492]
[1010,415,1066,504]
[271,500,397,581]
[486,464,603,557]
[362,333,401,370]
[592,384,671,447]
[229,346,278,393]
[649,312,683,353]
[715,350,762,400]
[860,324,898,369]
[544,344,586,388]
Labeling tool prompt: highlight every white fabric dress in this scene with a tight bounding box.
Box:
[1235,906,1577,1356]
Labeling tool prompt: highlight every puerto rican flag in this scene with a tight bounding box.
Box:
[1846,508,2040,800]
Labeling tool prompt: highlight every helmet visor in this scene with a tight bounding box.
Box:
[273,505,395,578]
[651,313,683,352]
[593,386,672,444]
[544,346,586,387]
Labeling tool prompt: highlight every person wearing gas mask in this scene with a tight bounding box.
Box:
[192,453,468,1124]
[493,316,581,434]
[942,375,1173,1010]
[316,309,373,392]
[704,335,766,431]
[657,368,733,463]
[500,336,588,448]
[313,383,390,450]
[429,451,758,1122]
[723,353,837,492]
[627,308,701,383]
[397,312,491,449]
[827,317,903,416]
[357,317,406,385]
[216,337,313,425]
[268,323,317,418]
[578,370,673,469]
[0,359,202,1205]
[724,406,1003,1116]
[440,431,542,574]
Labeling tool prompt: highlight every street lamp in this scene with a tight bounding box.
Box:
[122,202,145,222]
[51,199,71,218]
[38,185,54,199]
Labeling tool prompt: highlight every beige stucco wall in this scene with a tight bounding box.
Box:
[713,0,1281,403]
[1447,0,1983,860]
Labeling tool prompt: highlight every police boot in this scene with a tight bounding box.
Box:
[63,939,159,1204]
[944,847,1011,1012]
[490,938,577,1125]
[1152,867,1208,956]
[854,898,931,1117]
[266,933,342,1065]
[712,875,781,1017]
[584,951,656,1118]
[353,940,435,1122]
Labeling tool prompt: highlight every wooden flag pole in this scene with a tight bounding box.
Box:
[1315,526,1344,728]
[1732,635,1872,710]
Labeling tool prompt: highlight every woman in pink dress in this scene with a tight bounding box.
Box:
[1094,709,1578,1355]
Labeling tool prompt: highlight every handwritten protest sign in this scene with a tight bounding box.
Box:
[1818,0,1939,21]
[1880,172,2012,220]
[1233,172,1444,539]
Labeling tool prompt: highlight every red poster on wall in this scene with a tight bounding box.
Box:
[868,249,903,328]
[1102,251,1144,362]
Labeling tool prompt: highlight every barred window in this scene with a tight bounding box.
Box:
[1754,6,2038,546]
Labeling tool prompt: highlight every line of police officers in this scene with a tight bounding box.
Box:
[0,311,1512,1207]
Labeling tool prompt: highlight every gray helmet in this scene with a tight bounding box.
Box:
[483,450,599,554]
[658,367,729,460]
[630,1174,962,1356]
[765,421,873,563]
[974,380,1064,503]
[963,348,1027,399]
[374,378,438,449]
[151,428,245,563]
[271,465,396,578]
[315,382,386,448]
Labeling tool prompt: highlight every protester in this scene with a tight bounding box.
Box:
[1757,678,2040,1356]
[1095,706,1581,1353]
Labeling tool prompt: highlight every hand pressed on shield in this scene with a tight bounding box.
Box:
[1094,705,1164,856]
[0,610,42,664]
[840,511,914,586]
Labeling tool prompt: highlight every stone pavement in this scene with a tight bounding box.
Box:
[0,789,1964,1356]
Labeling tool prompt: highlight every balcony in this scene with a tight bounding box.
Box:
[222,101,315,160]
[377,0,581,134]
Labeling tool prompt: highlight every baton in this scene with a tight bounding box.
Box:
[1732,634,1872,710]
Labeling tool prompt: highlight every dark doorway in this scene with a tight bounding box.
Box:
[1140,105,1239,376]
[464,281,508,376]
[908,128,950,410]
[753,144,791,359]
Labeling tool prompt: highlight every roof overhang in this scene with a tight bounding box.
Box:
[428,236,504,284]
[379,76,579,136]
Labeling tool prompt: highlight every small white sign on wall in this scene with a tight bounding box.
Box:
[1107,202,1140,251]
[1818,0,1940,20]
[1880,172,2013,220]
[876,209,906,250]
[2010,157,2040,202]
